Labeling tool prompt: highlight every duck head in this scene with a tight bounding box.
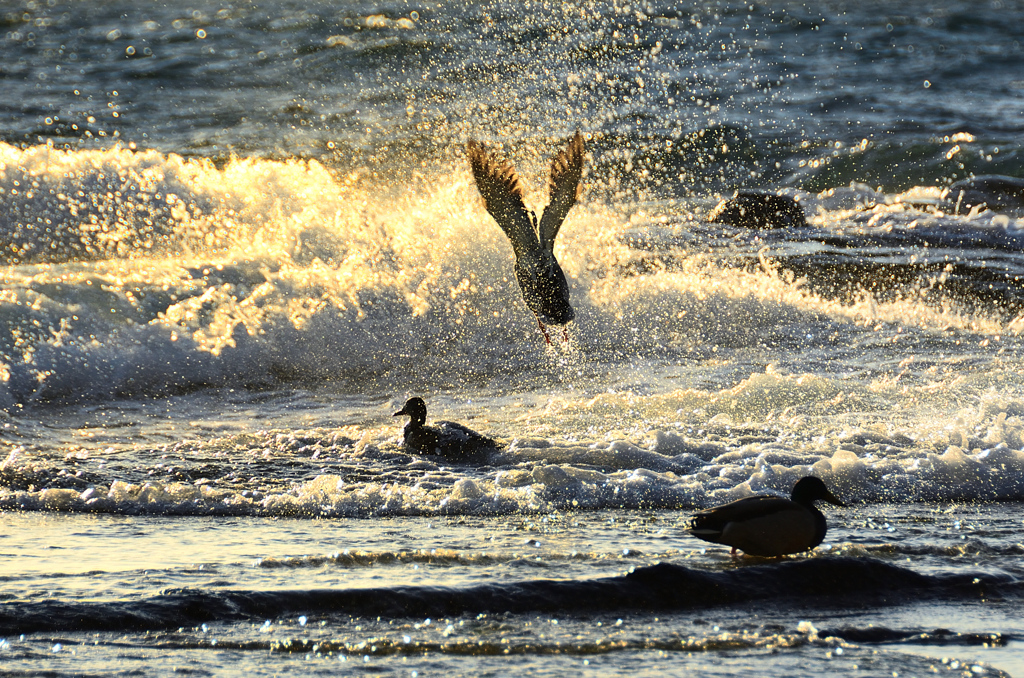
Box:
[393,397,428,427]
[791,476,845,507]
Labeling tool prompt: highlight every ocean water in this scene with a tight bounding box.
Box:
[2,0,1024,675]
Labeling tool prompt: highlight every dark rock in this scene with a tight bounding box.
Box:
[708,190,807,229]
[942,175,1024,214]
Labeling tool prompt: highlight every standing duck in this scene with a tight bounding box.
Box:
[467,132,585,343]
[688,476,845,557]
[393,397,500,457]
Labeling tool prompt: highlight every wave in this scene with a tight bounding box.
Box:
[0,558,1014,636]
[4,377,1024,516]
[847,542,1024,559]
[4,143,1022,265]
[253,547,651,570]
[269,627,1009,657]
[3,142,1024,413]
[6,623,1005,665]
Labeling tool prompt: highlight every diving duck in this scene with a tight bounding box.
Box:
[393,397,499,457]
[688,476,845,557]
[467,132,585,343]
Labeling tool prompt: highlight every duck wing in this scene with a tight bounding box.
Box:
[437,421,496,446]
[538,132,585,252]
[688,496,796,535]
[467,141,541,260]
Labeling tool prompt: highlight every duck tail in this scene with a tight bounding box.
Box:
[687,512,724,537]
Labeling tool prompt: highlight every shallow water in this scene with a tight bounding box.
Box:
[3,0,1024,675]
[2,507,1022,676]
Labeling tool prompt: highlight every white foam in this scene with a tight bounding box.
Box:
[4,141,1024,529]
[4,144,1023,409]
[4,436,1022,517]
[4,369,1024,516]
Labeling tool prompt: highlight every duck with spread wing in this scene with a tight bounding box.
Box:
[467,132,585,343]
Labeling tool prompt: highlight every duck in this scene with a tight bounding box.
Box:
[687,476,845,557]
[467,132,585,343]
[392,397,500,457]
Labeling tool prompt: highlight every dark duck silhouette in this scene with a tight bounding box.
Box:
[467,132,585,343]
[688,476,845,557]
[393,397,499,457]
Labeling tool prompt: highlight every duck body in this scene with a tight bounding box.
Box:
[393,397,498,457]
[513,247,574,325]
[688,476,845,557]
[467,132,585,336]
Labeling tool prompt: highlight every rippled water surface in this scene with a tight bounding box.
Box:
[2,0,1024,675]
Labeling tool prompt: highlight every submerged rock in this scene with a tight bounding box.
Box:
[942,175,1024,214]
[708,190,807,229]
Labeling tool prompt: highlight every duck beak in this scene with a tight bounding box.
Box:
[824,488,846,507]
[393,407,407,417]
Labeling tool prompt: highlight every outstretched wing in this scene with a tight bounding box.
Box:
[467,140,540,259]
[538,132,585,252]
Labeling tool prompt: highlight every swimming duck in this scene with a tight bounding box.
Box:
[688,476,845,557]
[467,132,585,343]
[392,397,499,457]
